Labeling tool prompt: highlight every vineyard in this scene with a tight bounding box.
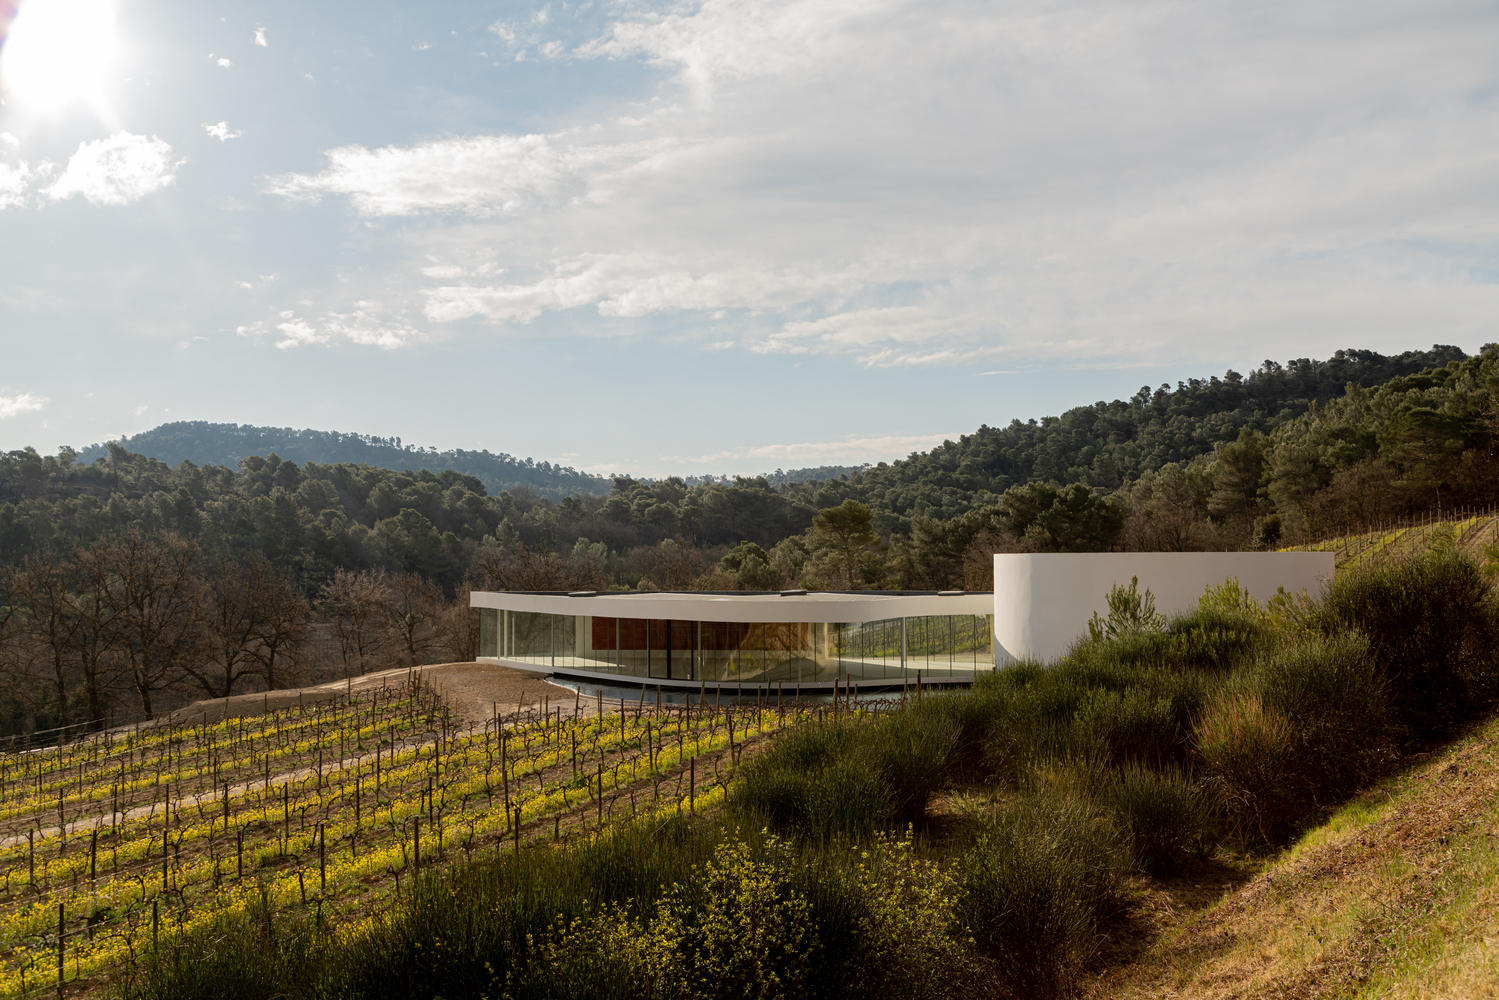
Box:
[1286,508,1499,571]
[0,672,832,998]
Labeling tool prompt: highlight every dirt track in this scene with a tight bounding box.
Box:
[161,662,581,728]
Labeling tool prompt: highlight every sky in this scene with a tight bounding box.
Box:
[0,0,1496,478]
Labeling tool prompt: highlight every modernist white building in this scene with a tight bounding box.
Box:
[470,551,1336,688]
[471,590,994,690]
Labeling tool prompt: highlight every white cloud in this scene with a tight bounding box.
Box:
[216,57,233,68]
[204,122,243,142]
[265,132,684,217]
[46,132,183,207]
[273,316,328,350]
[683,433,959,467]
[322,302,419,349]
[237,304,420,350]
[253,27,267,46]
[0,134,49,210]
[272,0,1499,367]
[0,392,47,418]
[0,162,34,210]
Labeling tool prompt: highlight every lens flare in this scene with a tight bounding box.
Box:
[1,0,117,113]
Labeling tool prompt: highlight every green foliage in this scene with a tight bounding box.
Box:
[998,482,1124,552]
[1316,550,1499,737]
[5,347,1488,602]
[718,541,778,590]
[1193,689,1301,844]
[1107,765,1212,874]
[958,790,1126,997]
[1087,576,1167,641]
[126,892,326,1000]
[859,706,961,823]
[732,723,890,841]
[653,838,815,1000]
[803,499,884,590]
[75,421,611,499]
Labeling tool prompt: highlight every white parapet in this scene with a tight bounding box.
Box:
[993,551,1336,664]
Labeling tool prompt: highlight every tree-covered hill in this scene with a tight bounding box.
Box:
[77,422,610,499]
[4,343,1489,599]
[803,345,1470,527]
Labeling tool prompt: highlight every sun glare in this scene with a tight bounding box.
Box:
[1,0,117,114]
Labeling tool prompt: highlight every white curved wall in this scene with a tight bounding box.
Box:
[993,552,1336,664]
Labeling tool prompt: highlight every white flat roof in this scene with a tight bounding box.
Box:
[469,590,994,623]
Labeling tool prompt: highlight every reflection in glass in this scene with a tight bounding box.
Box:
[480,609,993,684]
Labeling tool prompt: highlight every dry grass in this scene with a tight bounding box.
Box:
[1083,714,1499,1000]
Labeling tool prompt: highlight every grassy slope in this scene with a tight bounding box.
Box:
[1090,713,1499,1000]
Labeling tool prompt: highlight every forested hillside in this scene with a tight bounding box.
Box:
[2,343,1488,600]
[77,423,611,499]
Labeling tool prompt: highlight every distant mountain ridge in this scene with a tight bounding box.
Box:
[77,422,611,500]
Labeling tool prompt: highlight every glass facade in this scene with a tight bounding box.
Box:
[477,609,993,683]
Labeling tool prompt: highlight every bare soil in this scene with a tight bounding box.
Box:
[160,662,580,728]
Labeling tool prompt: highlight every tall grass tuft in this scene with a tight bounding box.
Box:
[860,704,960,823]
[1107,764,1212,873]
[733,722,890,840]
[1258,633,1389,793]
[1194,688,1300,844]
[958,789,1125,998]
[125,893,325,1000]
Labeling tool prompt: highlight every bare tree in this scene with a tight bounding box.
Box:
[191,554,278,698]
[67,573,122,731]
[646,535,705,590]
[78,529,203,720]
[441,584,481,662]
[383,571,446,667]
[470,541,608,592]
[320,568,389,677]
[251,570,312,691]
[10,557,81,730]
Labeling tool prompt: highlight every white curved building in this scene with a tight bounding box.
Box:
[471,589,995,690]
[471,551,1335,690]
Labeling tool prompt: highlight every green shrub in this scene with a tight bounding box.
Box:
[1258,633,1388,796]
[1193,688,1301,844]
[859,705,960,823]
[652,838,816,1000]
[1073,686,1180,767]
[915,682,1016,772]
[958,792,1125,998]
[734,723,889,841]
[1107,764,1213,873]
[1069,604,1269,676]
[1318,550,1499,737]
[827,834,968,999]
